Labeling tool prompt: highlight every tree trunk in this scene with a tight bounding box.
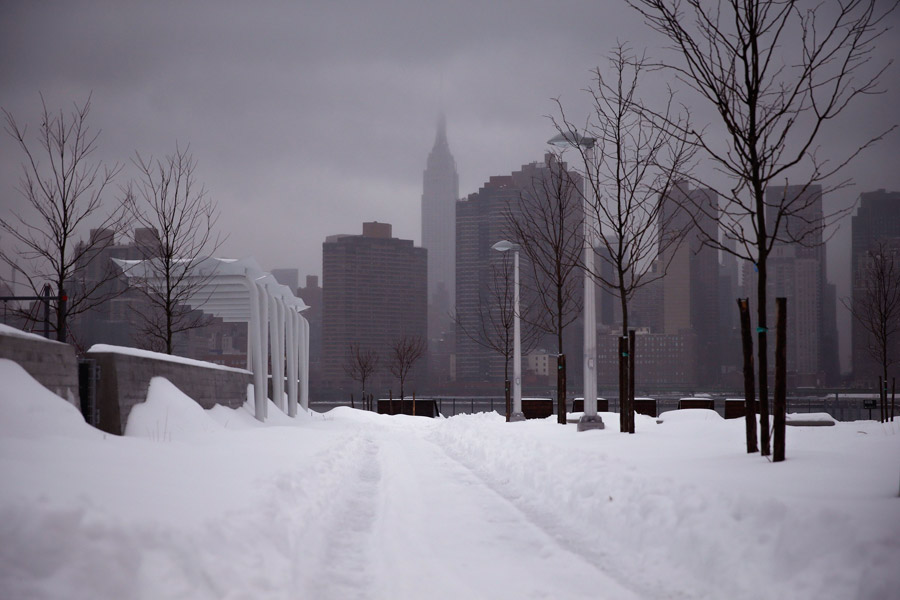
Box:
[757,260,771,456]
[557,327,566,425]
[56,288,67,343]
[738,298,758,453]
[774,297,787,463]
[557,353,566,422]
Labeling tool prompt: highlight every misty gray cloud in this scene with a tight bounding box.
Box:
[2,1,899,372]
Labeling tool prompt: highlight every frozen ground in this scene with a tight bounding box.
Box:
[1,358,899,599]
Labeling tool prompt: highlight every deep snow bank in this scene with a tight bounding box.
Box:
[430,411,900,600]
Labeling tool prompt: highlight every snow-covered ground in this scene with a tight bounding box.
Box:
[1,357,899,599]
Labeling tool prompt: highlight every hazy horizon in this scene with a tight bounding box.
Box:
[3,1,899,373]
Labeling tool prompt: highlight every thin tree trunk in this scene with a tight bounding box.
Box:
[757,259,771,456]
[557,353,566,421]
[774,297,787,462]
[738,298,758,453]
[557,305,566,424]
[505,379,511,422]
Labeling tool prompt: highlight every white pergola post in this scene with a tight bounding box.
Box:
[269,292,285,412]
[112,256,309,423]
[248,278,267,421]
[286,309,298,417]
[300,316,309,411]
[258,282,270,420]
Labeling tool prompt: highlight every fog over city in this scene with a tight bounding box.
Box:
[2,0,900,371]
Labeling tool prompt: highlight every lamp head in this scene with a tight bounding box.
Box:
[547,131,596,149]
[492,240,518,252]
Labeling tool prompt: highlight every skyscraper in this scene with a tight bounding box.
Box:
[851,189,900,382]
[455,156,583,389]
[422,115,459,318]
[764,184,839,385]
[422,116,459,387]
[659,182,721,386]
[321,222,427,393]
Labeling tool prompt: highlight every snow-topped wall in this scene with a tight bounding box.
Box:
[86,345,252,435]
[0,324,78,407]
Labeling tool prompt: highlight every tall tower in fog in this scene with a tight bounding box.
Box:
[422,115,459,316]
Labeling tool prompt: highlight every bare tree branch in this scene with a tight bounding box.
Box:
[123,145,225,354]
[628,0,898,455]
[389,335,426,400]
[0,94,128,342]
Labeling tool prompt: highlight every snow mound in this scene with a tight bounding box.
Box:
[0,359,98,439]
[124,377,224,440]
[657,408,723,423]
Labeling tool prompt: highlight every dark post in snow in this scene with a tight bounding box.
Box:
[738,299,758,453]
[892,378,896,422]
[774,297,787,463]
[628,330,636,434]
[618,336,628,432]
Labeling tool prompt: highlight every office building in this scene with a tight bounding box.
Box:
[321,222,427,393]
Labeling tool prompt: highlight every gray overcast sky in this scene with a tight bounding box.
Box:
[2,0,899,369]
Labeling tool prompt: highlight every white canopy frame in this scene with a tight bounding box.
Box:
[113,256,310,421]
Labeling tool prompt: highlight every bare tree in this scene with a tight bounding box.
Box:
[0,94,127,342]
[506,152,584,424]
[452,250,541,419]
[344,342,379,406]
[628,0,897,455]
[844,240,900,422]
[389,335,426,402]
[124,145,223,354]
[554,44,696,433]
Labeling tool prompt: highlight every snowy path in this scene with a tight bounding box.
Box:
[305,423,643,600]
[3,364,899,600]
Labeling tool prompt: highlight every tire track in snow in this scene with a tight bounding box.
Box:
[428,432,694,600]
[304,434,382,600]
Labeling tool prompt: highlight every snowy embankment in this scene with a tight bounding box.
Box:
[1,357,899,599]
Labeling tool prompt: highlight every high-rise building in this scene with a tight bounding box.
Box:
[321,222,427,394]
[763,184,839,386]
[455,156,583,390]
[851,189,900,383]
[421,115,459,386]
[422,116,459,318]
[298,274,323,393]
[659,182,721,386]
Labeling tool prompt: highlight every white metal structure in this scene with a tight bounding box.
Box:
[548,132,604,430]
[113,256,310,421]
[492,240,525,421]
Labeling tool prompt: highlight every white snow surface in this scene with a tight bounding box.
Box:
[1,364,899,599]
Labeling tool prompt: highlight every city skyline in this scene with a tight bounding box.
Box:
[3,2,900,376]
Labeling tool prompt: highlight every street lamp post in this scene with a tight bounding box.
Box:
[547,132,605,431]
[492,240,525,422]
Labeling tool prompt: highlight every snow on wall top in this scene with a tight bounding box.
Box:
[87,343,250,374]
[0,323,63,344]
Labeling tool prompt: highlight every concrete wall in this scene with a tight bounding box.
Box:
[86,349,252,435]
[0,329,79,406]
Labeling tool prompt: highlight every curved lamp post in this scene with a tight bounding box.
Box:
[547,132,605,431]
[492,240,525,422]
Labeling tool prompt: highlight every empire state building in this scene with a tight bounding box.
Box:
[421,114,459,315]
